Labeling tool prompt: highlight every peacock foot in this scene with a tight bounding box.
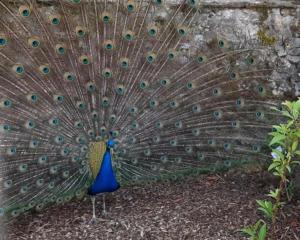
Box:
[89,217,98,224]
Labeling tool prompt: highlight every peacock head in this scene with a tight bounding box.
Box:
[106,139,115,149]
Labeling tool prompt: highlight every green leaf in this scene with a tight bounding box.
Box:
[265,201,273,211]
[270,106,281,112]
[267,189,279,199]
[268,162,281,171]
[271,125,284,134]
[257,200,273,218]
[292,161,300,165]
[294,130,300,138]
[241,220,263,238]
[258,206,271,218]
[287,120,294,128]
[282,100,293,111]
[253,220,263,231]
[256,200,264,207]
[294,99,300,112]
[272,149,284,159]
[294,150,300,156]
[292,108,299,120]
[241,227,255,237]
[286,165,291,173]
[292,139,298,152]
[281,110,293,119]
[269,135,286,146]
[258,223,267,240]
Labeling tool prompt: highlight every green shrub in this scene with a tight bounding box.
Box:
[242,98,300,240]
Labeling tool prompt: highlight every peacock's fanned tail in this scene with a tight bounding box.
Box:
[0,0,280,220]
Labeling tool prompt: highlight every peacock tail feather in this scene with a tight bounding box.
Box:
[0,0,282,220]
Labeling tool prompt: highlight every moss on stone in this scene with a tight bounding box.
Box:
[257,29,277,46]
[251,5,269,23]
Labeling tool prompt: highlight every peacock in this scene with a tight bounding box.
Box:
[0,0,284,223]
[88,137,119,221]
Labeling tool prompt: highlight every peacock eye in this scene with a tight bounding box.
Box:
[188,0,196,6]
[147,25,158,37]
[179,29,185,35]
[0,38,7,46]
[51,18,60,25]
[58,47,65,54]
[224,143,231,150]
[149,29,156,35]
[123,30,134,41]
[256,111,264,119]
[154,0,163,5]
[146,52,156,63]
[177,26,188,36]
[3,99,12,107]
[213,88,219,95]
[70,0,81,3]
[22,9,30,17]
[28,37,41,48]
[103,15,109,22]
[79,55,90,65]
[127,4,135,12]
[160,79,169,86]
[218,40,225,48]
[229,72,236,79]
[39,65,51,75]
[102,68,112,78]
[86,82,96,92]
[257,85,266,95]
[246,57,254,64]
[16,66,23,73]
[64,72,75,82]
[19,5,31,17]
[107,44,112,49]
[197,152,204,161]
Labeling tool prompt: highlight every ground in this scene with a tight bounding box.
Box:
[6,170,300,240]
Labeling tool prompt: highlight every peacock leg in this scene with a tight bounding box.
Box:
[90,196,97,223]
[102,194,106,215]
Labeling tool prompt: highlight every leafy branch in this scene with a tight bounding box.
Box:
[242,98,300,240]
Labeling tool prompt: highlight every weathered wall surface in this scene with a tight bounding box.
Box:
[163,0,300,97]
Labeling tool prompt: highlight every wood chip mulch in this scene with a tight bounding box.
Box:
[5,171,300,240]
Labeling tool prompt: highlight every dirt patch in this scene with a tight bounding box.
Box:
[6,171,300,240]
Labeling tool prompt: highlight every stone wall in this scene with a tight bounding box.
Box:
[166,0,300,97]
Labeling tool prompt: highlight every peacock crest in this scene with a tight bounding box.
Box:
[0,0,282,221]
